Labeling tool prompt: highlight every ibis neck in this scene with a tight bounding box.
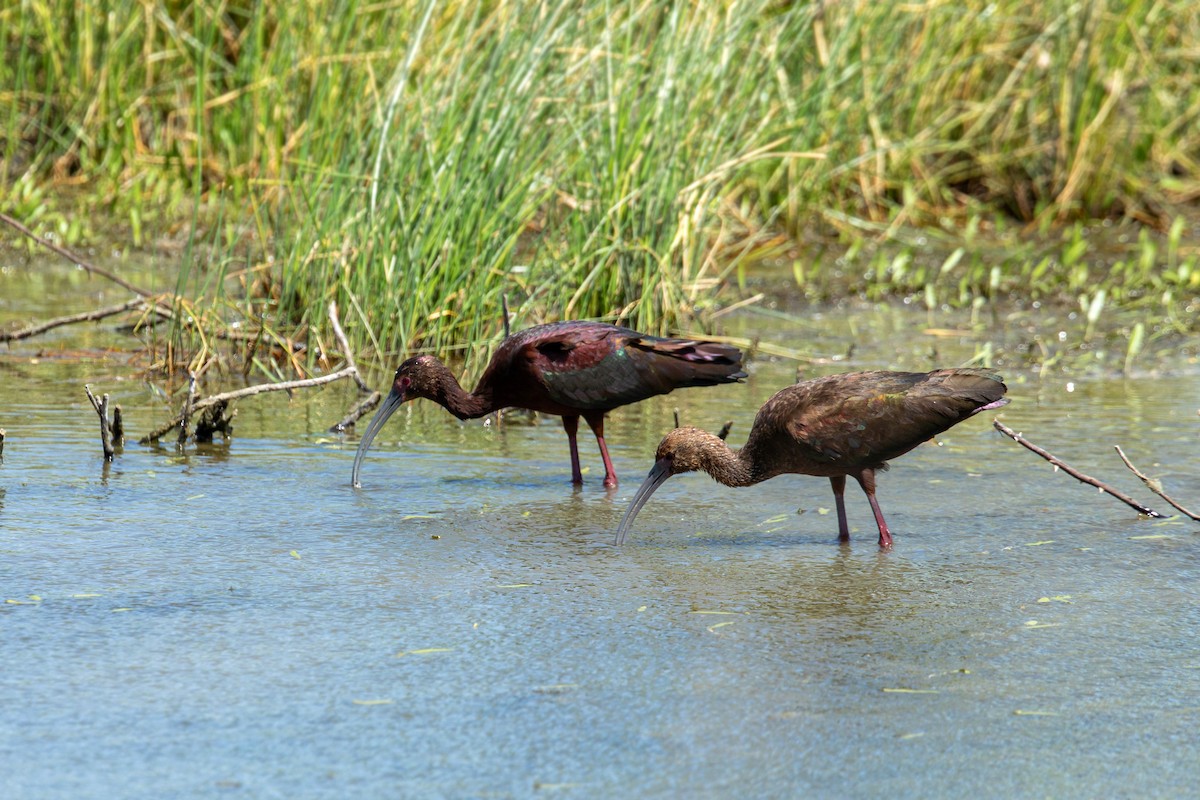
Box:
[433,370,495,420]
[704,444,758,488]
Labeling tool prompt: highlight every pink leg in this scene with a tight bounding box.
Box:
[829,475,850,543]
[561,415,583,485]
[583,412,618,488]
[854,469,893,549]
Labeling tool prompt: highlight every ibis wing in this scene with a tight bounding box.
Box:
[771,370,1006,466]
[527,327,744,411]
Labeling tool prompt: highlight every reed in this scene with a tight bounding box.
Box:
[3,0,1196,374]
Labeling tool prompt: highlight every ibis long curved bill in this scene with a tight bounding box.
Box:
[613,458,675,545]
[351,387,407,488]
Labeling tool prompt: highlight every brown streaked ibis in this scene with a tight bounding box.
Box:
[614,368,1010,548]
[351,320,746,489]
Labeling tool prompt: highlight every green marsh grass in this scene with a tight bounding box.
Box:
[3,0,1197,376]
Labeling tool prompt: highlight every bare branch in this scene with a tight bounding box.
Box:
[178,372,198,446]
[1115,446,1200,521]
[139,366,362,444]
[327,301,370,392]
[0,211,155,297]
[328,390,382,433]
[2,298,148,342]
[84,385,116,461]
[993,420,1164,518]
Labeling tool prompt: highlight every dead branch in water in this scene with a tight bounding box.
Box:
[1115,446,1200,521]
[139,302,377,443]
[0,211,156,297]
[993,420,1165,518]
[178,373,198,446]
[139,367,363,444]
[194,399,235,442]
[0,428,6,457]
[1,298,150,342]
[84,385,121,461]
[329,391,382,433]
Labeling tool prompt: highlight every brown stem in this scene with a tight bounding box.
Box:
[1115,446,1200,521]
[0,211,155,297]
[1,298,148,342]
[85,385,115,461]
[993,420,1164,518]
[0,428,6,457]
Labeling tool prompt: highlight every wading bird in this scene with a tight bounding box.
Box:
[352,321,745,489]
[614,368,1009,548]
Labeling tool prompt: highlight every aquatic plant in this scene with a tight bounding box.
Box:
[3,0,1196,375]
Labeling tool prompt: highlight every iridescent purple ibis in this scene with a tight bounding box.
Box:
[351,320,746,488]
[615,369,1010,548]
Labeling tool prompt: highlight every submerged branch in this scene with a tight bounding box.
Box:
[993,420,1164,518]
[0,211,156,297]
[1,298,149,342]
[1114,446,1200,521]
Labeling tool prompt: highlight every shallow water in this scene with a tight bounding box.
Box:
[3,260,1200,797]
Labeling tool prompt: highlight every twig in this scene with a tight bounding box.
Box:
[139,366,362,444]
[709,292,765,319]
[178,372,197,446]
[1,298,148,342]
[328,390,383,433]
[84,385,116,461]
[327,301,371,392]
[993,420,1164,518]
[0,428,6,458]
[0,211,155,297]
[717,420,734,441]
[1115,446,1200,521]
[673,408,680,428]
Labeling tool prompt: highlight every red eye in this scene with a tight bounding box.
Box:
[399,376,412,389]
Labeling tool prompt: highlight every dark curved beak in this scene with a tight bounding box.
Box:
[613,459,673,545]
[351,387,406,488]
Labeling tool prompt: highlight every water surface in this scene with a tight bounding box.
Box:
[2,258,1199,798]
